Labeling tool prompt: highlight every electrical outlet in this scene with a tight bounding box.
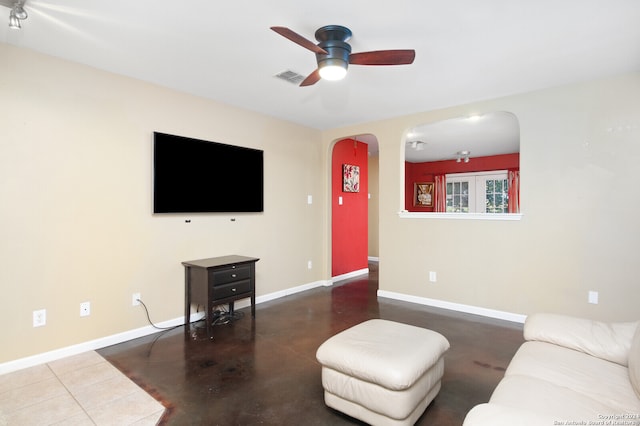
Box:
[307,260,312,269]
[588,291,599,304]
[132,293,141,306]
[429,271,437,283]
[80,302,91,317]
[33,309,46,327]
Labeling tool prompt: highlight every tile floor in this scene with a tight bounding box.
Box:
[0,351,164,425]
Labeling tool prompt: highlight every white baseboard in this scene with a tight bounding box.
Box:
[0,312,204,375]
[377,290,527,324]
[331,268,369,283]
[236,280,331,308]
[0,280,331,375]
[2,280,524,376]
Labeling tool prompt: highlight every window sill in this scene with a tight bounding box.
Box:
[398,212,523,221]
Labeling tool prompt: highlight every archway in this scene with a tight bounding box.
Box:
[330,135,378,278]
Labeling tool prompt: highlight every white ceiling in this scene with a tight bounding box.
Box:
[1,0,639,132]
[405,111,520,163]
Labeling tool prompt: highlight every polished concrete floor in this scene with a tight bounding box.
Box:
[98,263,524,425]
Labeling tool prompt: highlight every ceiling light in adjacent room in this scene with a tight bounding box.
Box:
[456,150,471,163]
[408,141,425,151]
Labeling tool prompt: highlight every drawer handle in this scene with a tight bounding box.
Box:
[231,288,236,292]
[231,273,237,278]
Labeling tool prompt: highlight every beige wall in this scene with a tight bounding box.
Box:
[324,72,640,322]
[0,44,325,364]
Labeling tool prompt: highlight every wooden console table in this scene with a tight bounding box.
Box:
[182,255,259,339]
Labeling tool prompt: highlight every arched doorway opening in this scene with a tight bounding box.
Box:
[330,134,378,279]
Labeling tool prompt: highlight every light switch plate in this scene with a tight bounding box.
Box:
[33,309,46,327]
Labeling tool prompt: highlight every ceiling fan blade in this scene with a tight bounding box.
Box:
[270,26,328,55]
[349,50,416,66]
[300,69,321,87]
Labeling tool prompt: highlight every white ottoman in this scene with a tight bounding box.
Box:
[316,319,450,426]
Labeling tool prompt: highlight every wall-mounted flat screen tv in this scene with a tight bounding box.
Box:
[153,132,264,213]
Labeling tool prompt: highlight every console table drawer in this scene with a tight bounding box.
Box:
[213,279,251,299]
[211,265,251,285]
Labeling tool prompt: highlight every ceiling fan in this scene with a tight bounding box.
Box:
[271,25,415,87]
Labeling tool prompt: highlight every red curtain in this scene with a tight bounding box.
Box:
[508,170,520,213]
[434,174,446,212]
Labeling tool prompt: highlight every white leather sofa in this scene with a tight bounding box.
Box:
[464,313,640,425]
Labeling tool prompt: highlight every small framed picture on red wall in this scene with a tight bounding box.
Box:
[414,182,434,207]
[343,164,360,192]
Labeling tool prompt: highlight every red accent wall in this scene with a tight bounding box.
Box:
[405,153,519,211]
[332,139,369,277]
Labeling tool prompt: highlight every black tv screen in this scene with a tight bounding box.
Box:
[153,132,264,213]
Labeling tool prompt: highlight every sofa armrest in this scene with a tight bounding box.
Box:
[523,313,638,366]
[463,403,559,426]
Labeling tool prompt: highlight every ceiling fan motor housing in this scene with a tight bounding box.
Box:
[315,25,352,70]
[270,24,414,86]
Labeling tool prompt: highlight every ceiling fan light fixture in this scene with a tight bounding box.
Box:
[318,59,348,81]
[271,24,414,86]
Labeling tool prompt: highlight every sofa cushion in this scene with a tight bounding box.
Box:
[464,402,569,426]
[629,323,640,399]
[489,374,618,422]
[503,341,640,413]
[524,313,638,366]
